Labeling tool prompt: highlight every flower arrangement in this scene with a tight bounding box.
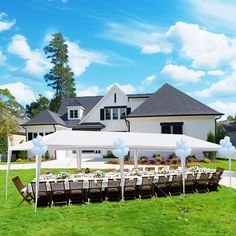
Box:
[128,169,142,176]
[56,172,70,179]
[92,170,105,178]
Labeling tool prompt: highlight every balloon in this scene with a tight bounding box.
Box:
[225,142,232,148]
[224,136,230,142]
[220,139,226,147]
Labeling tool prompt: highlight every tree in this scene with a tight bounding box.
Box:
[206,131,216,160]
[44,32,76,112]
[215,122,228,144]
[0,89,24,154]
[227,115,236,121]
[25,94,50,119]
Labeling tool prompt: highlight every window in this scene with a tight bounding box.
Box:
[69,109,78,119]
[113,108,118,120]
[39,132,44,136]
[161,125,171,134]
[33,133,37,138]
[105,108,111,120]
[28,132,33,141]
[114,93,117,103]
[120,108,126,119]
[161,122,183,134]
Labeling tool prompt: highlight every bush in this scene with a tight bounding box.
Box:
[16,158,24,162]
[160,160,166,164]
[168,153,177,159]
[105,151,116,159]
[29,157,36,162]
[43,151,50,160]
[149,159,157,165]
[203,158,211,163]
[155,156,163,162]
[171,158,179,164]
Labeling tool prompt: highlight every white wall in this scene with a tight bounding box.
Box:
[82,86,129,132]
[127,115,216,141]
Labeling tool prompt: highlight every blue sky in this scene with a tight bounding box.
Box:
[0,0,236,118]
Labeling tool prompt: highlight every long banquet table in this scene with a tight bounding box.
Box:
[26,167,214,193]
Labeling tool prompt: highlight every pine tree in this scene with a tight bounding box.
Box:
[44,32,76,112]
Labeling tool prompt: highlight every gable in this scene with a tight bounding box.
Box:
[81,85,128,123]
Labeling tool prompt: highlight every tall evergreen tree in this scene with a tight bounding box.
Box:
[44,32,76,112]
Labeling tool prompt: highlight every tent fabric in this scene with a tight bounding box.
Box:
[9,130,220,152]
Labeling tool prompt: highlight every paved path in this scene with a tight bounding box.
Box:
[1,157,236,189]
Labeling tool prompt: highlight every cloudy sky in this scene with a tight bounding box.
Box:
[0,0,236,118]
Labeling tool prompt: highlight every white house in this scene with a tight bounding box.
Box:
[22,83,223,158]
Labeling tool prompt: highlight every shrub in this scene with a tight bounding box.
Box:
[43,151,50,160]
[16,158,24,162]
[105,151,116,158]
[171,158,178,164]
[203,158,211,163]
[168,153,177,159]
[155,156,163,162]
[160,160,166,164]
[149,159,157,165]
[166,159,171,164]
[29,157,36,162]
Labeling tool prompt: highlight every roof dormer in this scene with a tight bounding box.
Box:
[67,106,85,120]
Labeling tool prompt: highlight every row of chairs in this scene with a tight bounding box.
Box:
[12,168,224,207]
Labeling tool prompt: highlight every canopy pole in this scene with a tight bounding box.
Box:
[35,155,41,212]
[120,156,124,201]
[181,157,186,196]
[6,150,12,200]
[229,157,232,188]
[76,149,82,170]
[133,149,138,168]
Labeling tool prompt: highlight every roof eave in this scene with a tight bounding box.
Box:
[127,113,224,118]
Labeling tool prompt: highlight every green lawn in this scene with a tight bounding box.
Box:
[1,169,236,236]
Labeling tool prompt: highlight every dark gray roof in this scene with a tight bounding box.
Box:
[128,83,223,117]
[73,122,105,130]
[22,110,67,127]
[58,96,103,122]
[15,117,28,134]
[221,120,236,133]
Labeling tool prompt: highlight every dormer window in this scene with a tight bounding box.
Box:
[67,106,84,120]
[70,109,78,119]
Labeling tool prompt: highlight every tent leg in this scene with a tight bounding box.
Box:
[76,150,82,170]
[6,150,12,200]
[120,156,124,201]
[229,158,232,189]
[35,155,41,212]
[134,149,138,169]
[181,157,185,196]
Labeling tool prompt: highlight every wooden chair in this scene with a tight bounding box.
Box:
[12,176,33,206]
[68,180,84,204]
[49,181,68,206]
[106,179,121,201]
[208,172,221,192]
[195,173,209,193]
[185,174,195,194]
[87,180,103,203]
[216,167,224,177]
[168,175,182,196]
[124,178,137,200]
[154,175,168,197]
[139,176,154,199]
[31,181,50,207]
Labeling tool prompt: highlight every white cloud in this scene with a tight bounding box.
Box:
[0,82,36,104]
[195,72,236,98]
[0,12,15,32]
[7,34,50,77]
[142,75,156,85]
[166,22,236,69]
[77,86,101,96]
[189,0,236,34]
[208,100,236,119]
[161,64,205,83]
[0,50,6,65]
[103,21,172,55]
[207,70,224,76]
[106,83,137,94]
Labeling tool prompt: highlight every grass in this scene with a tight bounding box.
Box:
[1,169,236,236]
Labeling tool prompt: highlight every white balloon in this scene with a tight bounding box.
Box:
[225,142,232,148]
[224,136,230,142]
[220,139,226,147]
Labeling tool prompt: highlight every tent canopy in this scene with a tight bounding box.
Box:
[9,130,220,152]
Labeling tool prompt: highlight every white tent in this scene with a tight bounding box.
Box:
[6,130,220,208]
